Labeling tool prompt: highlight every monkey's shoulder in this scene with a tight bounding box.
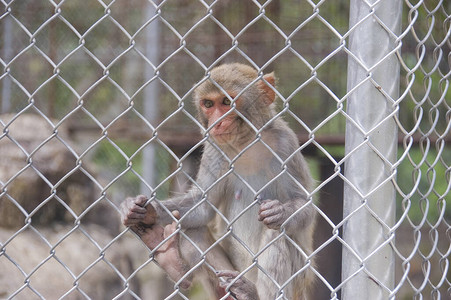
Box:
[262,121,300,156]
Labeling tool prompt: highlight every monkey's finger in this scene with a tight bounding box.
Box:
[216,270,240,279]
[258,200,283,214]
[258,199,280,210]
[261,215,279,226]
[163,222,178,238]
[122,198,147,214]
[122,217,143,226]
[127,210,149,219]
[259,206,283,218]
[218,278,233,288]
[130,205,147,214]
[122,207,149,224]
[122,202,148,217]
[261,215,284,230]
[171,210,181,220]
[134,195,148,207]
[121,209,143,225]
[142,203,158,225]
[124,196,144,208]
[160,224,179,251]
[258,207,283,222]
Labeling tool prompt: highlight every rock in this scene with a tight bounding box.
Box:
[0,113,101,229]
[0,225,139,299]
[0,114,175,299]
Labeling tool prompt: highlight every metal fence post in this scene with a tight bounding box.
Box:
[1,2,12,114]
[342,0,402,299]
[141,4,160,194]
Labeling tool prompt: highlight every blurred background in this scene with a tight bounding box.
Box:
[0,0,449,299]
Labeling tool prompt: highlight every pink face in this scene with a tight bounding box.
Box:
[199,92,239,144]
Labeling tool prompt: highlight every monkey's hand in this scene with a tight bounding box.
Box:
[217,270,259,300]
[258,199,287,230]
[120,195,158,228]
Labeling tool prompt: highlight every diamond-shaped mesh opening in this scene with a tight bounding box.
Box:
[1,227,51,276]
[235,20,287,64]
[211,2,261,36]
[8,1,54,32]
[290,19,343,68]
[57,48,105,95]
[1,1,449,299]
[58,0,106,34]
[8,47,54,93]
[160,0,208,36]
[83,20,132,67]
[33,18,81,60]
[83,81,131,125]
[1,21,30,55]
[108,0,151,34]
[4,168,50,217]
[158,52,205,99]
[29,256,77,298]
[107,51,149,97]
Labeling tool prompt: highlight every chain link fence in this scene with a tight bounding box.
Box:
[0,0,449,299]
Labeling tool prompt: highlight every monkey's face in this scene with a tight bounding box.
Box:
[198,92,242,145]
[194,63,277,147]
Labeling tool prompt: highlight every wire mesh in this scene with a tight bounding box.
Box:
[0,0,449,299]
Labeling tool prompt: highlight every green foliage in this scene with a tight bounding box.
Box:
[91,140,143,195]
[396,147,451,224]
[91,139,175,199]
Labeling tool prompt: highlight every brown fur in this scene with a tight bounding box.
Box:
[122,63,316,300]
[193,63,317,299]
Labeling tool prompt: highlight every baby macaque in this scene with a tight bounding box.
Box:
[121,63,316,299]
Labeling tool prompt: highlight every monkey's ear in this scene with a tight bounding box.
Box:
[258,72,276,105]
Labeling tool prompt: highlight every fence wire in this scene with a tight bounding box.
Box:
[0,0,449,299]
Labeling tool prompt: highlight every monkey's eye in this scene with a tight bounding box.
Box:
[222,97,231,106]
[203,99,214,108]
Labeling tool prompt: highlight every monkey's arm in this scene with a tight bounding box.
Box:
[153,188,216,228]
[154,151,224,227]
[123,151,223,229]
[258,149,316,235]
[120,189,215,229]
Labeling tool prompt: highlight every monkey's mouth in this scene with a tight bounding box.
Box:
[210,127,237,139]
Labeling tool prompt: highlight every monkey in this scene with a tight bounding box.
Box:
[121,63,316,299]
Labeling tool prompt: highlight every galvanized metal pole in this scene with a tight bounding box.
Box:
[141,4,160,194]
[342,1,402,299]
[1,4,12,114]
